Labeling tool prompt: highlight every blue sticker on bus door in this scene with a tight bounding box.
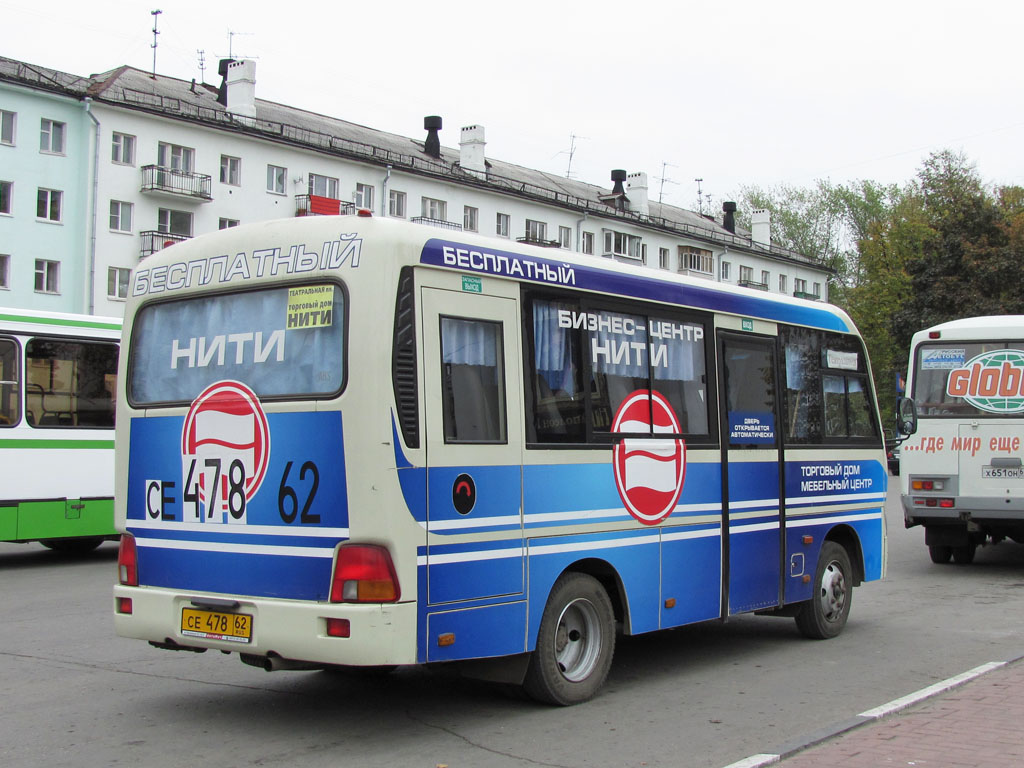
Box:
[728,411,775,445]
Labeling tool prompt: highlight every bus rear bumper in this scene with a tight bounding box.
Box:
[113,585,418,668]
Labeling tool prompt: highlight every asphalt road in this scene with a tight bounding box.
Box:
[3,482,1024,768]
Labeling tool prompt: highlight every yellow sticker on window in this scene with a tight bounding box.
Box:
[287,285,335,329]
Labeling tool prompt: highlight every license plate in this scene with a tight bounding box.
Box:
[982,466,1024,479]
[181,607,253,643]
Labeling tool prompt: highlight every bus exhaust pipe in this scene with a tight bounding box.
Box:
[240,652,322,672]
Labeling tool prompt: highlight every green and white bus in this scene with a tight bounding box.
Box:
[0,308,120,552]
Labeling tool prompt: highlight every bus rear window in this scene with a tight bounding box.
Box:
[129,284,345,405]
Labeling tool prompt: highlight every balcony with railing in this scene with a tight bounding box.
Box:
[140,165,212,202]
[140,230,191,258]
[738,278,769,291]
[295,194,355,216]
[516,234,562,248]
[793,290,820,300]
[411,216,463,231]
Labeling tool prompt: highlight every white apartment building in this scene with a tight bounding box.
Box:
[1,56,830,317]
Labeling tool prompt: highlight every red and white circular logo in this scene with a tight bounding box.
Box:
[181,380,270,521]
[611,390,686,525]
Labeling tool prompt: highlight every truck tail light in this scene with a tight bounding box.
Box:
[118,534,138,586]
[330,545,400,603]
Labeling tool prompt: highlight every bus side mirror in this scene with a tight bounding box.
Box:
[896,396,917,436]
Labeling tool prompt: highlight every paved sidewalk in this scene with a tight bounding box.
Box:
[774,657,1024,767]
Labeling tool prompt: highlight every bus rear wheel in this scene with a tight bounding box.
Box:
[523,572,615,706]
[795,542,852,640]
[928,545,952,564]
[952,544,976,564]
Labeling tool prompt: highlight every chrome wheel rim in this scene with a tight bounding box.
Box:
[819,559,847,623]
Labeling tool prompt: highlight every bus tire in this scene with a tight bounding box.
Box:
[928,545,952,564]
[952,544,976,565]
[795,542,852,640]
[42,537,104,554]
[523,572,615,706]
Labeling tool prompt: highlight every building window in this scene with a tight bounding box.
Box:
[34,259,59,293]
[157,142,194,171]
[389,190,406,218]
[0,254,9,289]
[308,173,339,199]
[36,188,62,222]
[111,132,135,165]
[779,274,787,293]
[761,270,770,286]
[558,226,572,249]
[267,165,287,194]
[158,208,193,236]
[496,212,509,237]
[739,265,754,284]
[109,200,133,232]
[659,248,670,269]
[0,181,11,214]
[219,218,239,229]
[107,267,131,299]
[526,219,547,242]
[794,278,807,295]
[582,231,594,255]
[39,119,66,154]
[220,155,241,185]
[813,282,822,298]
[721,261,731,280]
[421,197,447,220]
[602,229,642,260]
[0,110,15,146]
[355,183,374,210]
[678,246,713,274]
[464,206,479,232]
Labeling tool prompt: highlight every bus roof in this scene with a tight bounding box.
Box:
[912,315,1024,344]
[129,216,856,334]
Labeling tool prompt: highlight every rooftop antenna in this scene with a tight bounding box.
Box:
[557,133,587,179]
[694,177,705,215]
[227,30,254,60]
[656,161,678,203]
[197,49,207,82]
[150,9,162,78]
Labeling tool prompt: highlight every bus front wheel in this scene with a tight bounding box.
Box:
[523,572,615,706]
[795,542,852,640]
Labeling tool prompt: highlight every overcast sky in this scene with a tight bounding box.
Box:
[5,0,1023,212]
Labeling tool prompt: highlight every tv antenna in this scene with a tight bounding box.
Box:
[655,162,678,203]
[150,9,162,78]
[197,49,207,82]
[557,133,587,179]
[226,30,254,60]
[694,177,705,215]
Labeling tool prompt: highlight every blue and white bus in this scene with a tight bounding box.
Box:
[113,215,887,704]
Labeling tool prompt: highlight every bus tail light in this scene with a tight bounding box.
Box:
[118,534,138,586]
[330,545,400,603]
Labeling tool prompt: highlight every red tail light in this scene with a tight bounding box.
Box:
[330,545,400,603]
[118,534,138,586]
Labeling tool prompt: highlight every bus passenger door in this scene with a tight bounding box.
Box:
[718,332,783,615]
[421,288,525,605]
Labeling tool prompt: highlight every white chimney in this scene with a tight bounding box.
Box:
[459,125,486,178]
[226,59,256,119]
[751,208,771,247]
[626,172,649,216]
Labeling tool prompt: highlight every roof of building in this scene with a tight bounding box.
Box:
[0,54,827,270]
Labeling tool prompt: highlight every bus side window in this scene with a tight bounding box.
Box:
[0,338,19,426]
[781,327,823,443]
[440,316,507,444]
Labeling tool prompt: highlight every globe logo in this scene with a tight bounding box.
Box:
[946,349,1024,414]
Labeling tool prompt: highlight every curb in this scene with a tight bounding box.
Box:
[720,657,1023,768]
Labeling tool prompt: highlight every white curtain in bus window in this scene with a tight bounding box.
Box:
[531,300,585,442]
[129,286,344,404]
[0,339,19,426]
[589,309,649,433]
[25,339,117,428]
[650,313,707,434]
[440,316,506,443]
